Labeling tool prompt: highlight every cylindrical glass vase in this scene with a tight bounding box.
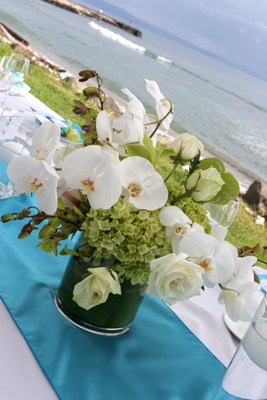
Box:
[55,237,147,336]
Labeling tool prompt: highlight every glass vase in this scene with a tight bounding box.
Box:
[55,236,147,336]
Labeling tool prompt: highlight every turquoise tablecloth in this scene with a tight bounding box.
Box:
[0,193,227,400]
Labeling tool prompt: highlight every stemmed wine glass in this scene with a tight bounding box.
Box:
[0,55,16,90]
[204,198,240,230]
[0,53,30,118]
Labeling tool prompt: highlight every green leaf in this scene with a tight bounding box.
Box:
[156,147,175,164]
[84,115,93,125]
[142,133,156,164]
[50,218,62,230]
[73,206,84,218]
[36,239,53,253]
[126,144,153,163]
[57,198,65,210]
[198,158,225,175]
[38,225,56,239]
[208,173,240,205]
[73,100,88,111]
[51,239,58,256]
[59,245,79,256]
[246,239,258,248]
[67,132,81,142]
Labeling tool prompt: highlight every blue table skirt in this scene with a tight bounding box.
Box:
[0,194,227,400]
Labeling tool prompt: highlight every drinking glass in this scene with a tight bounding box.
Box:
[0,56,16,89]
[211,293,267,400]
[0,115,40,199]
[204,203,228,229]
[0,53,30,117]
[219,198,240,229]
[204,198,240,230]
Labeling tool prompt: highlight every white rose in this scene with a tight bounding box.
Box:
[186,166,224,202]
[167,132,204,161]
[148,253,203,305]
[73,267,121,310]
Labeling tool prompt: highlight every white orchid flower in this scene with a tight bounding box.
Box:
[218,280,261,322]
[7,156,59,214]
[53,141,83,169]
[145,79,173,131]
[121,87,146,121]
[224,256,257,286]
[179,231,235,287]
[96,110,143,156]
[113,111,143,148]
[31,121,61,164]
[159,206,204,254]
[96,110,114,145]
[61,145,122,210]
[211,226,238,262]
[117,156,168,211]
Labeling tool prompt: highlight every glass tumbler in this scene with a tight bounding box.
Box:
[211,293,267,400]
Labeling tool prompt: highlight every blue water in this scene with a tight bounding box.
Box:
[0,0,267,183]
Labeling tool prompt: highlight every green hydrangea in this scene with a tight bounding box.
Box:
[80,190,211,284]
[81,199,172,285]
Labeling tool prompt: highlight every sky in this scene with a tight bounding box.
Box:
[82,0,267,80]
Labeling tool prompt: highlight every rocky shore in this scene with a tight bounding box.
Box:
[40,0,142,37]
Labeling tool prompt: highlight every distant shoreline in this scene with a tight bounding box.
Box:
[39,0,142,37]
[0,22,254,193]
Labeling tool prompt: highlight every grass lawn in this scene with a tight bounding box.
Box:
[1,39,267,268]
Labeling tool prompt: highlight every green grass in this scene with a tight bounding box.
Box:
[0,40,82,124]
[1,40,266,268]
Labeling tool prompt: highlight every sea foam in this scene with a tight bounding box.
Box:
[89,21,146,54]
[157,56,172,64]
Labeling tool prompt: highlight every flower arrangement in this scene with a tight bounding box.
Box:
[1,70,263,323]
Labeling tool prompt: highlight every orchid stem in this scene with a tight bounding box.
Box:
[164,159,181,182]
[149,99,173,139]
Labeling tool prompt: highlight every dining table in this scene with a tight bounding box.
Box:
[0,85,245,400]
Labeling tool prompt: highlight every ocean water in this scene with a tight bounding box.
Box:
[0,0,267,183]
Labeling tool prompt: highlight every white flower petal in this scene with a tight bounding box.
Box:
[159,206,192,227]
[179,232,218,259]
[7,157,59,214]
[32,121,61,164]
[207,242,235,284]
[117,156,168,210]
[89,167,122,209]
[96,110,113,141]
[62,151,101,189]
[145,79,163,101]
[211,226,228,242]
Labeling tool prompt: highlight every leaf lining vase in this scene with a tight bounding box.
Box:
[55,236,147,336]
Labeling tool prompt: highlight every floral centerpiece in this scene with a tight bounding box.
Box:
[1,70,263,335]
